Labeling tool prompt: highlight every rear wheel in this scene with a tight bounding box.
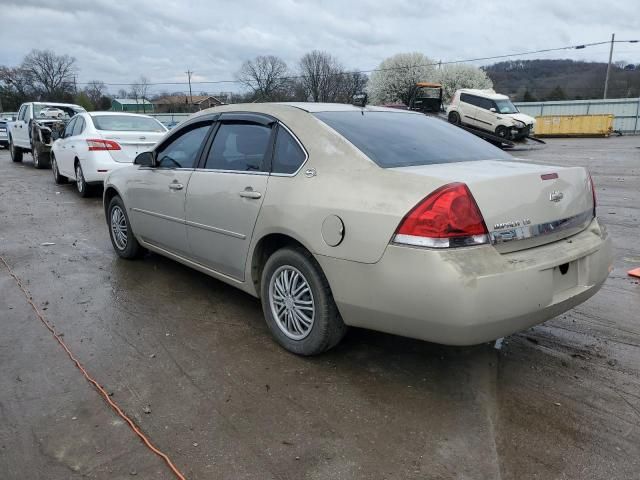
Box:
[32,144,50,169]
[260,247,347,355]
[51,154,67,184]
[107,196,144,259]
[75,161,91,197]
[448,111,461,125]
[10,139,22,162]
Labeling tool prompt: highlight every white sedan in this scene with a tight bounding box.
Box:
[51,112,168,197]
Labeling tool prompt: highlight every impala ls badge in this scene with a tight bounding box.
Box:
[549,191,564,202]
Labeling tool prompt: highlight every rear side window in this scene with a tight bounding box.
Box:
[156,123,211,168]
[313,111,510,168]
[461,93,480,107]
[271,126,306,174]
[205,122,272,172]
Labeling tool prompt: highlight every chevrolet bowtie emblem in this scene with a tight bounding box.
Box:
[549,191,564,202]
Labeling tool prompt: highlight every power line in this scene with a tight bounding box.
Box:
[74,38,640,88]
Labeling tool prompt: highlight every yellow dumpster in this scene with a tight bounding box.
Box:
[534,114,614,137]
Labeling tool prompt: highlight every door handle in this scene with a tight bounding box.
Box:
[168,183,184,190]
[239,189,262,199]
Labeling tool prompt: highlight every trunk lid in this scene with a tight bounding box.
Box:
[391,160,594,252]
[99,131,164,163]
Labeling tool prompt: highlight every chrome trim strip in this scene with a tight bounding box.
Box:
[193,168,269,176]
[132,208,246,239]
[185,220,246,239]
[490,210,593,244]
[270,121,310,177]
[131,207,185,224]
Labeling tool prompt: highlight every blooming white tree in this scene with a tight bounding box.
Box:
[435,64,493,104]
[368,52,437,105]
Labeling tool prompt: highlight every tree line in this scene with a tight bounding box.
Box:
[7,49,632,113]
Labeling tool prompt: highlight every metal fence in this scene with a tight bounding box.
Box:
[514,97,640,134]
[148,113,191,125]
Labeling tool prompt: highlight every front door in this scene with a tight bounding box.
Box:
[12,105,30,148]
[54,117,78,177]
[186,118,274,280]
[127,120,213,256]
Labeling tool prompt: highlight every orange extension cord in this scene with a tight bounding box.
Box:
[0,256,187,480]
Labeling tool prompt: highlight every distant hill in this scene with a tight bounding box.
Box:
[484,59,640,101]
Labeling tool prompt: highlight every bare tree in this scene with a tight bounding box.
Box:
[298,51,347,102]
[0,66,35,108]
[236,55,289,101]
[83,80,107,109]
[130,76,151,112]
[21,49,77,99]
[337,71,369,103]
[117,88,129,99]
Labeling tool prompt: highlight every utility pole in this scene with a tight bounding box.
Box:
[603,33,615,99]
[186,70,194,105]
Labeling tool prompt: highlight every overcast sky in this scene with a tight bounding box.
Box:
[1,0,638,95]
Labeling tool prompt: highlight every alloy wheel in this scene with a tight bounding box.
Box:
[76,164,84,192]
[110,205,128,250]
[269,265,315,340]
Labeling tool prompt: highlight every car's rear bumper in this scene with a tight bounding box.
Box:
[81,151,133,183]
[316,218,613,346]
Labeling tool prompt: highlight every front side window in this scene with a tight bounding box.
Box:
[204,122,272,172]
[72,117,85,136]
[271,125,306,174]
[18,105,26,121]
[313,111,510,168]
[63,118,77,137]
[156,123,211,169]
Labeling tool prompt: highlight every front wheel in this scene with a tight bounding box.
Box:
[107,196,144,259]
[10,139,23,162]
[51,154,67,184]
[75,162,91,197]
[260,247,347,355]
[495,125,510,139]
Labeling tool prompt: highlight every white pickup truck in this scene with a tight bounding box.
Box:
[8,102,85,168]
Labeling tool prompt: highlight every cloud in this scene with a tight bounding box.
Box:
[0,0,637,95]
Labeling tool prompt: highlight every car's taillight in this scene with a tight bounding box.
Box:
[588,173,597,218]
[393,182,489,248]
[86,139,121,151]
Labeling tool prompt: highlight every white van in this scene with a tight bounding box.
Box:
[446,89,536,140]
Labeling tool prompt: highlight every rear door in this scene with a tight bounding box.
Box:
[127,120,214,256]
[459,94,480,128]
[185,113,275,280]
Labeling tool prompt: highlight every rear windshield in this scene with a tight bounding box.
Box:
[313,111,510,168]
[91,115,166,132]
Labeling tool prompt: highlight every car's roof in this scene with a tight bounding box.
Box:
[30,102,84,109]
[194,102,421,119]
[458,89,510,100]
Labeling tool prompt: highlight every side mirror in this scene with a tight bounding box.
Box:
[134,151,155,167]
[489,107,497,113]
[11,116,16,121]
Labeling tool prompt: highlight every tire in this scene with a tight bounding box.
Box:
[32,145,50,169]
[495,125,509,139]
[75,161,91,197]
[448,111,461,125]
[51,154,67,184]
[260,247,347,356]
[107,196,144,259]
[9,139,23,162]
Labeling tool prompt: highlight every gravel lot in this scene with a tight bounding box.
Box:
[0,136,639,480]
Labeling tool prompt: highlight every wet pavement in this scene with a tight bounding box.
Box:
[0,137,639,480]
